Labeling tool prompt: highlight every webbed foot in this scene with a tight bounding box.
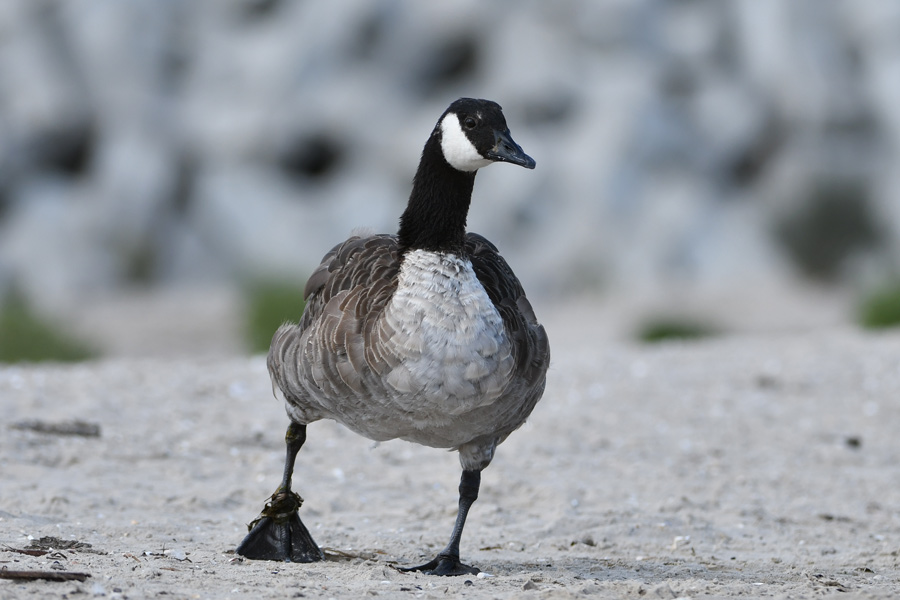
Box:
[236,490,323,563]
[398,553,480,576]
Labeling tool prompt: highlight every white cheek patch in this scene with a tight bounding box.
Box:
[440,113,492,172]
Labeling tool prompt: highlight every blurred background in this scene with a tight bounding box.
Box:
[1,0,900,361]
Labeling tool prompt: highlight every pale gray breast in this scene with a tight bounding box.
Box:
[380,250,515,417]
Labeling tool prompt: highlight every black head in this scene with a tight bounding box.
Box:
[434,98,535,172]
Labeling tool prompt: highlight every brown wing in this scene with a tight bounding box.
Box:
[268,234,402,410]
[465,232,550,393]
[299,234,401,334]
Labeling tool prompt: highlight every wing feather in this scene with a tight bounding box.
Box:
[465,232,550,395]
[271,234,402,408]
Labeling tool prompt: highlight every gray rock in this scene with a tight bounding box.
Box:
[0,0,897,315]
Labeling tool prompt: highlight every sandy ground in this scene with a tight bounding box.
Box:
[3,300,900,599]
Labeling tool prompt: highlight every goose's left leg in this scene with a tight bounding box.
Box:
[236,422,323,562]
[399,469,481,576]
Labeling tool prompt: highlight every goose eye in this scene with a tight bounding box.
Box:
[463,117,477,129]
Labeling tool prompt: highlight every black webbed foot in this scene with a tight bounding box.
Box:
[236,490,323,563]
[398,553,480,576]
[397,469,483,576]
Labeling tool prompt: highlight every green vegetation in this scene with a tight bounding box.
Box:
[0,295,96,363]
[859,283,900,330]
[637,316,718,343]
[245,282,306,353]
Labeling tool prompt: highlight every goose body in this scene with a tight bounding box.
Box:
[238,98,550,575]
[269,234,547,467]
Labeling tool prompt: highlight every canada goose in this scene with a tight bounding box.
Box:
[236,98,550,576]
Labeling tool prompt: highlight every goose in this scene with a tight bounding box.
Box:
[236,98,550,576]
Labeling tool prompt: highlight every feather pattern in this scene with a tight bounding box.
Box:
[268,232,549,470]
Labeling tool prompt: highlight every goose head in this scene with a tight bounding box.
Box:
[436,98,536,172]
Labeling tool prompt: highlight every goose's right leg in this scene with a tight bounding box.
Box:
[398,469,482,576]
[236,422,323,562]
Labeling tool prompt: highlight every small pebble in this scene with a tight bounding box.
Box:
[165,549,187,561]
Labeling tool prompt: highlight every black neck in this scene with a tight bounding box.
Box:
[398,135,476,255]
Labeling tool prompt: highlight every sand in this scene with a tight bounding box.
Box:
[3,302,900,599]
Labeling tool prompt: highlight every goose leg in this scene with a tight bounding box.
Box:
[236,422,324,562]
[399,469,481,576]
